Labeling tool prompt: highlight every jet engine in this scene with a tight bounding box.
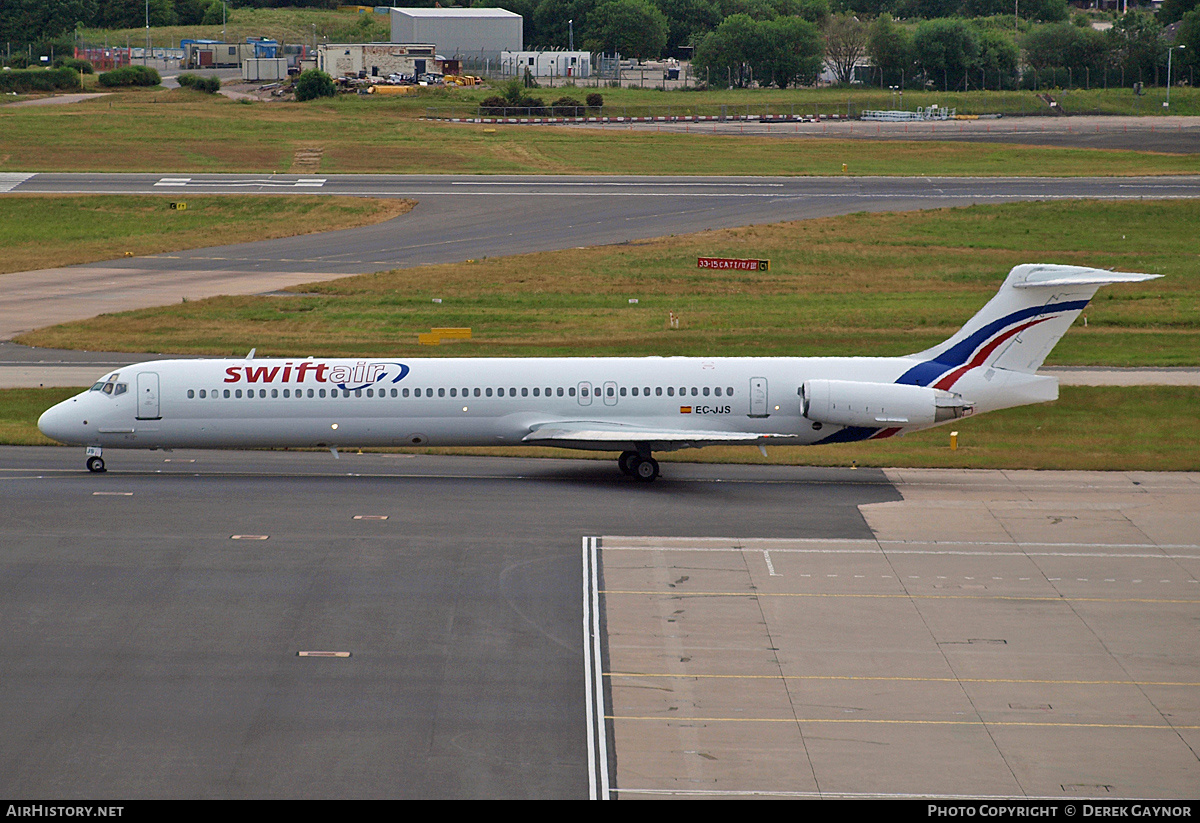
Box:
[802,379,973,428]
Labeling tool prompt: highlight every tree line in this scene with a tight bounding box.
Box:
[3,0,1197,88]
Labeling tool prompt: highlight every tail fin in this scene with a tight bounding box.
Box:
[897,264,1160,389]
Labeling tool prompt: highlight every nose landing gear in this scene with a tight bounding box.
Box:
[85,447,106,473]
[618,449,659,483]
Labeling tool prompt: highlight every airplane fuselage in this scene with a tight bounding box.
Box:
[40,355,932,452]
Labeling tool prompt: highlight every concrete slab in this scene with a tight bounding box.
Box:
[597,469,1200,799]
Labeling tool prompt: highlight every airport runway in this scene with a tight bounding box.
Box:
[581,114,1200,154]
[2,448,1196,798]
[4,173,1200,340]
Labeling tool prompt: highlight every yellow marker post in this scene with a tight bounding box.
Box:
[950,431,959,451]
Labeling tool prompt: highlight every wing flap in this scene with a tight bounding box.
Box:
[523,422,799,450]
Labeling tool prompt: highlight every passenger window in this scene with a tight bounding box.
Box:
[439,388,446,398]
[656,387,662,396]
[224,389,231,398]
[715,387,722,397]
[667,387,674,396]
[703,387,710,396]
[558,387,564,397]
[187,390,195,398]
[568,387,575,397]
[522,388,528,397]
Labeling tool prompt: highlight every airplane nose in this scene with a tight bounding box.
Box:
[38,399,82,445]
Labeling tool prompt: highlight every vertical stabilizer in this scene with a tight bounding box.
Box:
[897,264,1160,389]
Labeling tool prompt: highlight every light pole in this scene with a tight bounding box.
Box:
[144,0,149,66]
[568,19,574,51]
[1166,44,1185,108]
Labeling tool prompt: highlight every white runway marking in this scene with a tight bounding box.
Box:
[0,172,35,192]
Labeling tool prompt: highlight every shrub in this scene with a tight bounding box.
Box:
[586,92,604,108]
[0,67,82,94]
[294,69,336,101]
[479,95,508,115]
[53,57,94,74]
[178,73,220,93]
[98,65,161,87]
[551,95,584,116]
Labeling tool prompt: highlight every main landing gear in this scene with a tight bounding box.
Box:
[618,450,659,483]
[85,447,106,473]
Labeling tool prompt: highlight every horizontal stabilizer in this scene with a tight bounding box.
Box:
[1009,265,1162,289]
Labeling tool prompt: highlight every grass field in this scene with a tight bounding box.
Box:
[3,87,1198,176]
[16,199,1195,366]
[8,385,1197,471]
[0,195,412,274]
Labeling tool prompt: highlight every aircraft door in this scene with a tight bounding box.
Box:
[577,381,592,406]
[749,377,768,418]
[602,381,618,406]
[137,372,161,420]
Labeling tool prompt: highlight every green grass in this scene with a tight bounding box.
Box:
[0,195,412,274]
[0,388,78,445]
[16,199,1196,366]
[11,385,1199,470]
[3,86,1198,176]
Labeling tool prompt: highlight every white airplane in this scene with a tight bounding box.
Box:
[38,264,1158,481]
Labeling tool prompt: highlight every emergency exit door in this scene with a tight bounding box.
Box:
[749,377,768,417]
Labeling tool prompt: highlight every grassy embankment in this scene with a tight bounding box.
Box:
[17,199,1194,363]
[8,199,1198,469]
[0,195,412,275]
[3,84,1199,176]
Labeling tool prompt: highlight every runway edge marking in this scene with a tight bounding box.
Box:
[583,535,613,800]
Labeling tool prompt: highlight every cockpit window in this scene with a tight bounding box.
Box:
[91,373,127,397]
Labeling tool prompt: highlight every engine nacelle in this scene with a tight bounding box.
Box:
[802,379,973,429]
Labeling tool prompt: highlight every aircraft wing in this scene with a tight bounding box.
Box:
[523,421,800,451]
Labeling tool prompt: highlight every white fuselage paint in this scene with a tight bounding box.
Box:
[39,354,942,452]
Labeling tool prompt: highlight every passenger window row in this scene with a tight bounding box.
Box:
[185,385,737,400]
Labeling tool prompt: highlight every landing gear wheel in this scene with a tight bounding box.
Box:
[632,456,659,482]
[618,450,639,476]
[86,456,106,473]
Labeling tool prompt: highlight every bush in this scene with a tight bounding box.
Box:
[551,95,584,116]
[98,65,161,87]
[0,67,82,94]
[178,73,220,93]
[52,57,94,74]
[479,95,508,115]
[586,92,604,108]
[294,69,336,101]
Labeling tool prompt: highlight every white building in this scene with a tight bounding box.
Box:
[388,7,522,60]
[500,51,591,79]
